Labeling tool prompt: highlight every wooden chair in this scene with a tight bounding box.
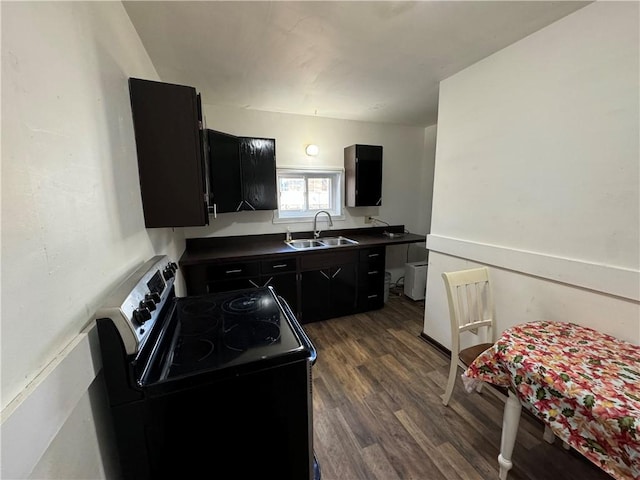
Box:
[441,267,560,449]
[441,266,503,406]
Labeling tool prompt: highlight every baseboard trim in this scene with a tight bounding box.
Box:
[419,331,451,359]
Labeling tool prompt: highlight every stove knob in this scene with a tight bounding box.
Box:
[146,292,161,304]
[162,267,175,281]
[140,298,156,312]
[169,262,178,272]
[133,307,152,324]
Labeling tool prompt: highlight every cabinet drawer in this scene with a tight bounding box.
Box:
[206,261,259,281]
[301,250,358,270]
[261,257,297,274]
[359,267,384,286]
[359,247,385,264]
[358,291,384,311]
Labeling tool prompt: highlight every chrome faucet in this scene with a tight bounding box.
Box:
[313,210,333,238]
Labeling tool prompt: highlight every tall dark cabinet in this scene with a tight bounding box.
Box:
[344,144,383,207]
[128,78,209,228]
[208,130,277,213]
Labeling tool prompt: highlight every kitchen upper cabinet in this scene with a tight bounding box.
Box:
[345,144,383,207]
[208,131,277,213]
[129,77,209,228]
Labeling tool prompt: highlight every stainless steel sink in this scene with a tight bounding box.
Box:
[317,236,358,247]
[285,236,358,250]
[285,239,324,250]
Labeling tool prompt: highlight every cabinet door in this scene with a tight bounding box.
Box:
[129,78,208,227]
[263,272,298,315]
[355,145,383,206]
[300,270,331,323]
[329,263,357,318]
[239,137,277,210]
[345,144,383,207]
[208,129,242,213]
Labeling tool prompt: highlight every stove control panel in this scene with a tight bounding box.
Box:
[95,255,176,355]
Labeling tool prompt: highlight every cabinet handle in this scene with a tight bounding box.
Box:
[332,267,342,278]
[225,269,242,274]
[368,270,378,275]
[244,201,256,211]
[213,203,217,218]
[262,277,273,287]
[320,271,330,279]
[272,264,287,269]
[236,201,244,211]
[368,253,379,258]
[376,197,382,206]
[249,279,260,288]
[367,294,379,299]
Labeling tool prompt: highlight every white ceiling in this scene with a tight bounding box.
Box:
[123,1,591,127]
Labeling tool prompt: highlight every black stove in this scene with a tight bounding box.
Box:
[95,255,319,480]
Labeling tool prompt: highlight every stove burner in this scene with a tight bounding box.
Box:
[172,338,215,366]
[177,298,221,336]
[222,294,261,314]
[221,292,282,325]
[224,321,281,351]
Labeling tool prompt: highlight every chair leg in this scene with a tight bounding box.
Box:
[441,359,459,406]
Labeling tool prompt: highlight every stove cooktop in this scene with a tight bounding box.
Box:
[164,287,304,379]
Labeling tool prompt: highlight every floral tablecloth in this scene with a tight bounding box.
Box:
[462,321,640,480]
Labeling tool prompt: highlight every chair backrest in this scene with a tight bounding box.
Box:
[442,267,495,355]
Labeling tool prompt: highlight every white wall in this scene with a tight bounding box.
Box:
[1,2,185,478]
[424,2,640,349]
[184,105,434,279]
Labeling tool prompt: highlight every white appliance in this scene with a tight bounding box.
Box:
[404,261,427,300]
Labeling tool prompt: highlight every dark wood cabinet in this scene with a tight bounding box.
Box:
[128,78,209,227]
[259,257,298,314]
[208,131,277,213]
[207,129,242,214]
[239,137,278,211]
[182,256,298,314]
[300,251,357,323]
[356,246,386,312]
[345,144,383,207]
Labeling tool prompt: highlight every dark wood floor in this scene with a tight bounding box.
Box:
[303,290,612,480]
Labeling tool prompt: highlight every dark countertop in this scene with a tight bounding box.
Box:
[179,226,426,266]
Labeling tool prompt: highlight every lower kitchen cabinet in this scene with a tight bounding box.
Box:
[260,257,298,314]
[356,246,386,312]
[182,257,298,313]
[181,243,396,324]
[300,251,357,324]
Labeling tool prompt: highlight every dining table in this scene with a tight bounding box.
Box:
[462,320,640,480]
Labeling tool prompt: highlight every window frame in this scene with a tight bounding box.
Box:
[273,167,344,224]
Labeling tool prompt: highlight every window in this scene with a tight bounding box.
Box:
[274,168,343,222]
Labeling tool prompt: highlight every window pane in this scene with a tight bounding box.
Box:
[308,177,331,210]
[279,177,306,211]
[275,169,342,221]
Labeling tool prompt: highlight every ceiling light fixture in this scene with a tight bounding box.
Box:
[305,144,319,156]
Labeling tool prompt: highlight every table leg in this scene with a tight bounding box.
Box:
[498,390,522,480]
